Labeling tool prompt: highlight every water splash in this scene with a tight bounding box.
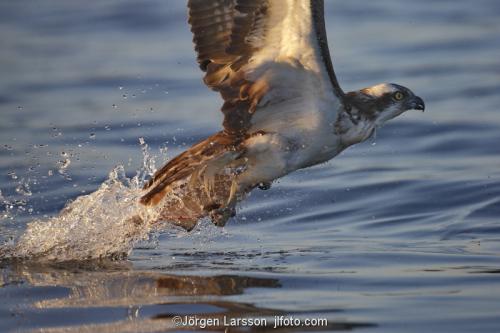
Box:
[15,179,33,197]
[138,137,157,183]
[1,166,162,262]
[0,178,33,222]
[0,139,164,262]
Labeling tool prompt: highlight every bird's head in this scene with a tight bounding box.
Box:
[346,83,425,127]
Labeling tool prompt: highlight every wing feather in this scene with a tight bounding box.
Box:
[187,0,344,135]
[140,132,241,205]
[142,0,346,201]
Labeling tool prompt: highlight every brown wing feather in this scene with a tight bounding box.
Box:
[141,0,346,208]
[140,132,241,205]
[188,0,273,135]
[188,0,345,135]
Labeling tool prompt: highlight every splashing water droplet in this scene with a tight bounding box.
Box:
[159,144,168,156]
[0,139,189,262]
[0,165,161,261]
[15,180,32,197]
[137,138,157,185]
[7,171,18,180]
[57,159,71,179]
[58,158,71,170]
[50,127,63,138]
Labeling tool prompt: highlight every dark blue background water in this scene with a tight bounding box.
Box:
[1,1,500,332]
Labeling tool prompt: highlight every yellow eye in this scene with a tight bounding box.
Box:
[394,92,404,101]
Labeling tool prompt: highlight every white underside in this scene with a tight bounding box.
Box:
[232,0,344,188]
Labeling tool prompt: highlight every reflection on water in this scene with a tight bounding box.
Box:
[1,0,500,332]
[0,262,374,332]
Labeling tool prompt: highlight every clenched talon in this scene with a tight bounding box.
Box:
[209,207,235,227]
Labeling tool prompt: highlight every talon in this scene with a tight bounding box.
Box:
[258,182,272,190]
[209,207,235,227]
[227,178,239,205]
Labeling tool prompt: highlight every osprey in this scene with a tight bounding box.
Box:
[140,0,425,231]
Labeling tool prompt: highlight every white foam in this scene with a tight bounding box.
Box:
[0,139,163,262]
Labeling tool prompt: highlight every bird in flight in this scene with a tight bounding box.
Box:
[140,0,425,231]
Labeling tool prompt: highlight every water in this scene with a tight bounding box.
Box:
[1,0,500,332]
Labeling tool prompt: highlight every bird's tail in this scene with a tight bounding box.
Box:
[139,132,244,230]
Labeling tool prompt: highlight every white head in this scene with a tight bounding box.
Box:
[334,83,424,146]
[346,83,425,127]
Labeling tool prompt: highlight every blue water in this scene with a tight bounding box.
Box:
[1,0,500,332]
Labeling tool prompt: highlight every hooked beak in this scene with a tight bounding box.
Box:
[408,96,425,112]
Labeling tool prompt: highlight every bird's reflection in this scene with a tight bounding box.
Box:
[0,261,374,332]
[2,260,281,307]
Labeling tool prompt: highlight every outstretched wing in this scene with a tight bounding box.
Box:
[141,0,345,203]
[188,0,344,135]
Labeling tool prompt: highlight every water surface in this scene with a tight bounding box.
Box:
[1,0,500,332]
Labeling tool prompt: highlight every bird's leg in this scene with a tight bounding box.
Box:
[207,177,240,227]
[346,110,359,125]
[227,177,239,205]
[209,204,236,227]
